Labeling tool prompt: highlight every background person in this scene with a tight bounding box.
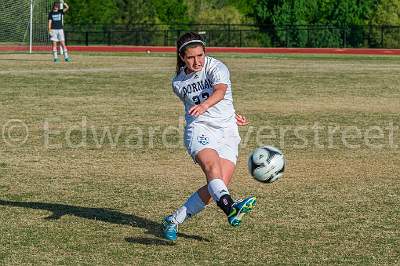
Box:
[48,1,71,63]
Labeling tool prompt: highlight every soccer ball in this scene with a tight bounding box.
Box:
[248,146,285,183]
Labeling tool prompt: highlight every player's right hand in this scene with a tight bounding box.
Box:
[189,103,208,117]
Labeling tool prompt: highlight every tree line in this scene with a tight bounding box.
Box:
[65,0,399,26]
[63,0,400,48]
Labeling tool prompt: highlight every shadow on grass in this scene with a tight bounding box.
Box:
[125,237,176,246]
[0,199,210,244]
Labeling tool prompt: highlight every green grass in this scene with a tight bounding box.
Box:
[0,53,399,265]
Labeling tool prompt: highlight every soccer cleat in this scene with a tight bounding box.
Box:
[53,58,60,63]
[228,196,257,226]
[162,215,178,241]
[65,57,72,62]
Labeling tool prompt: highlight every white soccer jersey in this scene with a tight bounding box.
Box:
[172,56,236,128]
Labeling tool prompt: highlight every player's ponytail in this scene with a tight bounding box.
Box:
[176,32,206,75]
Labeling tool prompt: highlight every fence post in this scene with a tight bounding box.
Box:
[164,30,168,46]
[228,24,231,47]
[108,31,112,46]
[85,31,89,46]
[239,30,242,47]
[381,26,384,48]
[285,26,289,47]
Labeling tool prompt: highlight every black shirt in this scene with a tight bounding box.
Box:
[48,10,64,30]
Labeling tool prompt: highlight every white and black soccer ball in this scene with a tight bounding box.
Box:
[248,146,285,183]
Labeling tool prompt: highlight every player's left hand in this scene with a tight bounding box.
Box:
[189,103,208,117]
[236,113,249,126]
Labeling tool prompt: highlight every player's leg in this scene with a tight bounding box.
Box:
[197,156,236,204]
[170,155,249,221]
[163,152,254,240]
[163,125,254,240]
[163,148,223,241]
[165,155,230,228]
[60,41,71,62]
[163,185,207,241]
[169,156,234,228]
[59,30,71,62]
[163,148,220,241]
[52,41,59,62]
[208,126,256,226]
[59,42,64,55]
[49,30,60,62]
[196,149,240,220]
[219,158,256,226]
[199,154,255,226]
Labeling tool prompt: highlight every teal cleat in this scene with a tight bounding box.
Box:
[53,58,60,63]
[228,196,257,227]
[65,57,72,62]
[162,215,178,241]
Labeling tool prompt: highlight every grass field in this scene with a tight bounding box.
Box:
[0,52,399,265]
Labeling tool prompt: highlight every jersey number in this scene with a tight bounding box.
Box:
[192,92,210,105]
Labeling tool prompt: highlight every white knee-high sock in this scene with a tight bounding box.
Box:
[208,178,235,216]
[172,192,206,224]
[207,178,229,202]
[63,48,69,59]
[53,49,58,59]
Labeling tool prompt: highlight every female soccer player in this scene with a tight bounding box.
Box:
[48,1,72,63]
[162,32,256,241]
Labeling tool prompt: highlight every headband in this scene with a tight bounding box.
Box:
[178,40,205,53]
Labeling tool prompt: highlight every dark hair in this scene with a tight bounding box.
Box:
[176,32,206,74]
[52,2,60,9]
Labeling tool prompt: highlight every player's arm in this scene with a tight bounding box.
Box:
[62,2,69,12]
[48,19,52,33]
[48,10,53,33]
[189,83,227,117]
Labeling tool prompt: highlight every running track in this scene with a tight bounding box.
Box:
[1,45,400,55]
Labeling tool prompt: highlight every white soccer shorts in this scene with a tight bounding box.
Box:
[49,29,65,42]
[184,122,241,164]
